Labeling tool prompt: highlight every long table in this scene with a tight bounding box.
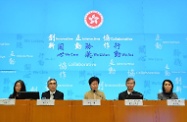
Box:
[0,100,187,122]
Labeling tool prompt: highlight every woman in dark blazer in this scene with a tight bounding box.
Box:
[158,79,178,100]
[9,80,26,99]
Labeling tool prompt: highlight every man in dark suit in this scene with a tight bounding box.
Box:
[41,78,64,100]
[118,77,143,100]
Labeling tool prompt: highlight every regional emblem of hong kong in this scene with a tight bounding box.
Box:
[84,10,103,29]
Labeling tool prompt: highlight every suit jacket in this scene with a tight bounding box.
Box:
[84,90,106,100]
[41,90,64,100]
[9,94,15,99]
[118,90,143,100]
[158,92,178,100]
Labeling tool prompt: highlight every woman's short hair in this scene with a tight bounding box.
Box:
[88,76,100,85]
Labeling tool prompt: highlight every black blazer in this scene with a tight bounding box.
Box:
[9,94,15,99]
[9,93,19,99]
[41,90,64,100]
[118,90,143,100]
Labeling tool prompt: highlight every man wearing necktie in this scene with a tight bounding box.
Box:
[41,78,64,100]
[50,93,54,100]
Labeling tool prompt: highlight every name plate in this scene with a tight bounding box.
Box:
[167,99,185,106]
[37,99,55,106]
[125,99,143,106]
[83,99,101,106]
[0,99,15,105]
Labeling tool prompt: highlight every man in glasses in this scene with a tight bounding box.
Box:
[41,78,64,100]
[118,77,143,100]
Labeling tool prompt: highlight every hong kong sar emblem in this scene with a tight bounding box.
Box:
[84,10,103,29]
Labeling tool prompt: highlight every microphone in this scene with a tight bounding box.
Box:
[93,90,104,99]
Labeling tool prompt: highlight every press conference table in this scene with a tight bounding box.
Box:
[0,100,187,122]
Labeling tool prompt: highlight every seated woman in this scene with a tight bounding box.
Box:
[158,79,178,100]
[9,80,26,99]
[84,76,106,100]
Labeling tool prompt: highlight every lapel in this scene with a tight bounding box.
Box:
[124,90,128,99]
[47,91,51,99]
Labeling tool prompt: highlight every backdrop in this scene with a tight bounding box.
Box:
[0,0,187,100]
